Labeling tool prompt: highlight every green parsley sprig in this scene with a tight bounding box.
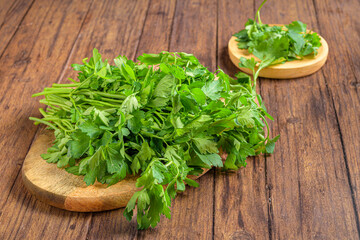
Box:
[31,49,278,229]
[234,0,322,77]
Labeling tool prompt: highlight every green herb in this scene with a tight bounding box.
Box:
[234,0,322,75]
[31,49,278,229]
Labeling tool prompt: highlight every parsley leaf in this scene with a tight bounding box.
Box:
[234,0,322,77]
[31,49,278,229]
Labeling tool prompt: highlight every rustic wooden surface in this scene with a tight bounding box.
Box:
[0,0,359,239]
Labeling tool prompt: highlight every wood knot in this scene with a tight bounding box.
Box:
[156,11,166,16]
[14,57,31,67]
[228,230,254,240]
[350,81,360,88]
[286,117,300,124]
[69,223,76,230]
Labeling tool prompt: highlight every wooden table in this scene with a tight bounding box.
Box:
[0,0,359,239]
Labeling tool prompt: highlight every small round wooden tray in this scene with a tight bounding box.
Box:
[22,129,210,212]
[228,28,329,79]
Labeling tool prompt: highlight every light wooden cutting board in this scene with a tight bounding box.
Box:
[228,25,329,79]
[22,129,210,212]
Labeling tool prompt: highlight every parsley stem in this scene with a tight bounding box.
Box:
[46,107,60,113]
[90,91,126,99]
[52,83,81,87]
[138,134,145,142]
[152,116,162,127]
[260,115,270,142]
[154,111,165,123]
[82,99,121,107]
[52,121,73,132]
[39,108,47,117]
[39,99,71,111]
[29,117,59,130]
[163,140,169,147]
[255,0,267,26]
[68,78,79,83]
[32,89,72,97]
[61,120,74,129]
[96,96,124,103]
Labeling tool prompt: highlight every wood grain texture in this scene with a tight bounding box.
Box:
[0,0,152,239]
[0,0,34,56]
[313,0,360,221]
[87,0,219,239]
[215,1,270,240]
[84,1,178,238]
[0,0,94,238]
[258,0,359,238]
[228,33,329,79]
[0,0,359,239]
[0,0,92,208]
[144,0,217,238]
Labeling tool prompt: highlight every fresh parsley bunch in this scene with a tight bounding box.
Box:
[234,0,322,78]
[31,49,278,229]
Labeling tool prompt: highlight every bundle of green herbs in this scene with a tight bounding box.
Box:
[31,49,278,229]
[234,0,322,78]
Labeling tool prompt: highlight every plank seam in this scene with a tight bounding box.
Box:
[259,53,273,240]
[84,213,95,240]
[322,70,360,237]
[55,0,95,85]
[255,0,274,236]
[167,0,177,51]
[212,1,219,239]
[0,0,17,29]
[11,186,34,240]
[45,0,97,238]
[0,0,96,235]
[134,0,152,58]
[0,0,56,209]
[1,160,22,210]
[80,1,151,237]
[259,81,274,240]
[15,0,56,76]
[1,125,44,210]
[0,0,35,59]
[344,50,359,94]
[264,155,273,240]
[312,0,360,237]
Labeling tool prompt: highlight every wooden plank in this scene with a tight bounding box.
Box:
[214,1,271,239]
[135,0,177,56]
[0,0,34,56]
[145,0,217,238]
[0,0,94,238]
[86,0,218,239]
[59,0,150,80]
[258,0,359,238]
[0,0,151,239]
[85,0,178,238]
[0,0,91,209]
[0,172,92,240]
[140,0,217,238]
[313,0,360,221]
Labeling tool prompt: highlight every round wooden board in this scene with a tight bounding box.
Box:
[228,29,329,79]
[22,129,210,212]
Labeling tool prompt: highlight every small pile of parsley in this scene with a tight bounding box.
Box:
[234,0,322,78]
[31,49,278,229]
